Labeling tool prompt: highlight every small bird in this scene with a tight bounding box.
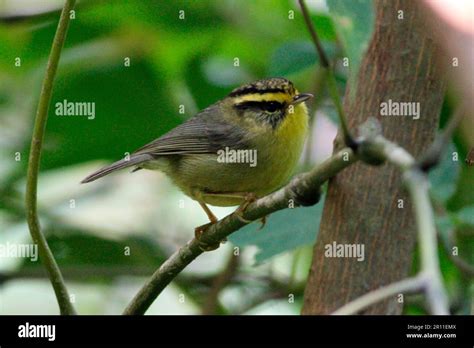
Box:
[82,78,312,242]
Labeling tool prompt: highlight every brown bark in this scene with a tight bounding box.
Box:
[302,0,446,314]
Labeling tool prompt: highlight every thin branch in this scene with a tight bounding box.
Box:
[123,148,357,315]
[202,252,239,315]
[25,0,76,315]
[404,171,450,314]
[298,0,354,147]
[298,0,329,68]
[332,275,425,315]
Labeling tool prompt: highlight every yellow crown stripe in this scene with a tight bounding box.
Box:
[231,92,291,104]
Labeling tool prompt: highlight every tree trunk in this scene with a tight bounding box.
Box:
[302,0,446,314]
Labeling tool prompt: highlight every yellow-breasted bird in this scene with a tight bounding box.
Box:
[82,78,312,242]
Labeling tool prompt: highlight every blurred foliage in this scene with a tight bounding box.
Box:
[0,0,342,269]
[268,41,337,76]
[428,143,460,203]
[22,229,166,272]
[1,0,344,314]
[327,0,374,96]
[230,198,324,263]
[0,0,471,315]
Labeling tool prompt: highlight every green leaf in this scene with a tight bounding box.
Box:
[268,41,336,76]
[438,100,474,211]
[229,198,324,263]
[436,210,474,269]
[19,229,165,281]
[269,41,316,76]
[428,143,460,203]
[448,164,474,210]
[185,55,242,110]
[454,206,474,227]
[38,58,179,170]
[327,0,375,95]
[435,215,453,242]
[311,14,338,41]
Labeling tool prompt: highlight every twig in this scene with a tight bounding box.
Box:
[25,0,76,315]
[123,148,357,315]
[405,170,449,314]
[202,253,239,315]
[298,0,329,68]
[332,275,425,315]
[298,0,355,147]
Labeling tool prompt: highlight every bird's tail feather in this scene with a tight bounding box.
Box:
[81,154,153,183]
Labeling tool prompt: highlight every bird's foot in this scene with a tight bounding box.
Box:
[233,192,257,223]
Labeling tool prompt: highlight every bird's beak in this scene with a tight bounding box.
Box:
[292,93,313,105]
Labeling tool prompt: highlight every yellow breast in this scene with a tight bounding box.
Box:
[260,102,309,192]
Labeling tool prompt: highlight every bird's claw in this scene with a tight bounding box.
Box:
[194,222,224,251]
[233,192,257,223]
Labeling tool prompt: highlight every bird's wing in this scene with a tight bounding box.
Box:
[133,105,248,156]
[81,105,248,184]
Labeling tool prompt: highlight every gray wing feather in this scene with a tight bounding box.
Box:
[81,153,153,183]
[133,105,248,156]
[81,104,247,184]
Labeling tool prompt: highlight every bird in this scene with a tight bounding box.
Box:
[81,77,312,247]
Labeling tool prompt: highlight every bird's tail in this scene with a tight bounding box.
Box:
[81,154,153,183]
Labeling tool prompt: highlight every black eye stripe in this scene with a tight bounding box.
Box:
[234,100,285,112]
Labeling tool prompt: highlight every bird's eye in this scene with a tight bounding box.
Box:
[263,101,281,112]
[234,100,283,112]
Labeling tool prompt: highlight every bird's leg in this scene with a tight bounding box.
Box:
[198,201,218,224]
[201,191,268,227]
[195,202,221,251]
[194,192,266,252]
[201,191,257,224]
